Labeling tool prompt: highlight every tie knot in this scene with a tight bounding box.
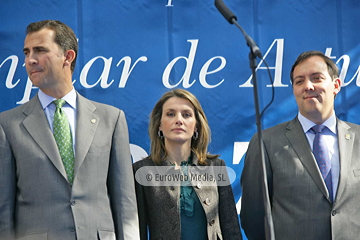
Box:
[312,124,326,133]
[53,99,66,108]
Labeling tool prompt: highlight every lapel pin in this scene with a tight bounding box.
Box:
[91,119,96,124]
[345,134,351,140]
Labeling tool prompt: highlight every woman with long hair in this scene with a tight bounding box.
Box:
[133,89,241,240]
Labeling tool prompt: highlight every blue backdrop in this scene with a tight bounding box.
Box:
[1,0,360,238]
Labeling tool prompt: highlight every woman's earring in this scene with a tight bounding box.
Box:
[192,131,198,140]
[158,130,164,139]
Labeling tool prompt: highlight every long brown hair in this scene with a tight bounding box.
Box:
[147,89,218,165]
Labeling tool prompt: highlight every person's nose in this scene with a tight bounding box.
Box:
[175,114,183,125]
[26,52,38,66]
[304,79,314,91]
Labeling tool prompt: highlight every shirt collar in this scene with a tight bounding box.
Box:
[38,88,77,110]
[297,112,337,134]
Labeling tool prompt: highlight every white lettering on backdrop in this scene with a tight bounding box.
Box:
[1,39,359,105]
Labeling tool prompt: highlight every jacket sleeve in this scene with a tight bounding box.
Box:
[133,162,149,240]
[107,110,140,240]
[240,133,272,239]
[218,159,242,240]
[0,123,16,240]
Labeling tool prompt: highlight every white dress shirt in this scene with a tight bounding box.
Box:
[38,89,77,154]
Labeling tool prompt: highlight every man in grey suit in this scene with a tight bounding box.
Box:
[0,20,139,240]
[241,51,360,239]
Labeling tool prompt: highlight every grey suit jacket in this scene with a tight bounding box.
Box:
[0,93,139,240]
[240,117,360,240]
[133,156,242,240]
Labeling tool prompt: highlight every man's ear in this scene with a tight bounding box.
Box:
[64,49,76,67]
[334,78,341,95]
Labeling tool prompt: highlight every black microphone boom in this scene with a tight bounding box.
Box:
[214,0,274,240]
[214,0,262,59]
[214,0,237,23]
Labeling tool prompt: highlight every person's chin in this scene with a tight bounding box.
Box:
[167,137,191,145]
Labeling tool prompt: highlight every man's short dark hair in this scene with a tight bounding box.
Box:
[26,20,78,73]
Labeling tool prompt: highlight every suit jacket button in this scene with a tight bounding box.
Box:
[69,226,76,232]
[204,198,211,205]
[209,219,215,226]
[332,210,337,216]
[170,186,175,191]
[197,182,202,189]
[70,200,76,206]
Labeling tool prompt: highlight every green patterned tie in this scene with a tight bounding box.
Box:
[53,99,75,184]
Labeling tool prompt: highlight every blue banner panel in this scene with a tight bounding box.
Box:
[1,1,360,238]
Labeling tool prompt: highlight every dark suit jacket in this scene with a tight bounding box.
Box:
[0,93,139,240]
[133,156,242,240]
[241,117,360,240]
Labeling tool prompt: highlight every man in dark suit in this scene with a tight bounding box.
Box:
[241,51,360,239]
[0,20,139,240]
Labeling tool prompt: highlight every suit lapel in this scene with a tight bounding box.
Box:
[335,119,353,201]
[22,95,68,180]
[285,118,330,200]
[74,93,99,177]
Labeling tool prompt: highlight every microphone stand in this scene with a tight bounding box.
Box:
[214,1,275,239]
[247,49,275,240]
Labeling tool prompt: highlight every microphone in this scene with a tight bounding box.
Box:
[214,0,263,59]
[215,1,275,240]
[214,0,237,23]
